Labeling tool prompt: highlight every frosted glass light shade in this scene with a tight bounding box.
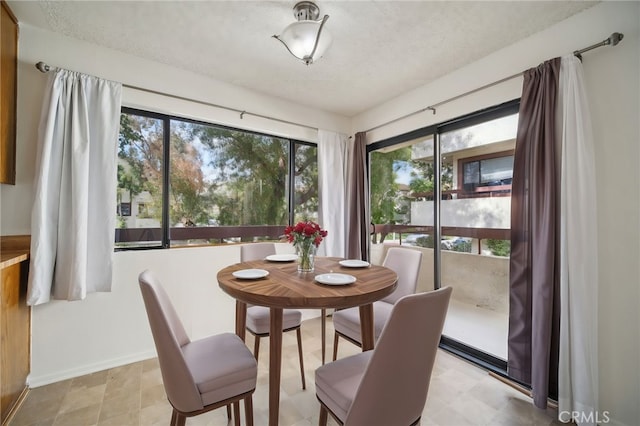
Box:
[276,20,332,65]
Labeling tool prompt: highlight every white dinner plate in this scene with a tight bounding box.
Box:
[232,269,269,279]
[265,254,298,262]
[339,259,370,268]
[315,273,356,286]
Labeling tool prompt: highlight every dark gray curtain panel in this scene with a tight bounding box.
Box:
[508,57,561,409]
[346,132,369,260]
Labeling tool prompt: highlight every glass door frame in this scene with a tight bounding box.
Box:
[366,99,520,377]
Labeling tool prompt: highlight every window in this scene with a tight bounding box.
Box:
[118,202,131,216]
[136,203,152,219]
[115,108,318,249]
[460,151,514,197]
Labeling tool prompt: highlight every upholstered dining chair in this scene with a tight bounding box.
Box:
[316,287,453,426]
[332,246,422,360]
[240,243,306,389]
[138,270,257,426]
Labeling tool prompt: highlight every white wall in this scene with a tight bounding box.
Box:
[354,3,640,425]
[30,245,235,385]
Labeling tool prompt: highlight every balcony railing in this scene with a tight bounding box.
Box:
[116,223,510,251]
[115,225,287,246]
[371,224,510,245]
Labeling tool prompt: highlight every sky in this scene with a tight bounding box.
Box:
[394,160,414,185]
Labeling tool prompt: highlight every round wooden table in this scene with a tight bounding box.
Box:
[217,257,398,426]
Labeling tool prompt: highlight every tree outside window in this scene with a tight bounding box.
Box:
[116,109,318,248]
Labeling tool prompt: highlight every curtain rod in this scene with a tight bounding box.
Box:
[34,62,319,133]
[364,32,624,133]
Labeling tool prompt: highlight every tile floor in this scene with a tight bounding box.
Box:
[10,316,562,426]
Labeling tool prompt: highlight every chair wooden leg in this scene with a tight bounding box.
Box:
[170,409,178,426]
[175,411,186,426]
[319,406,328,426]
[253,335,260,360]
[226,404,232,420]
[332,332,339,361]
[296,327,306,389]
[321,308,326,364]
[233,401,241,426]
[244,395,254,426]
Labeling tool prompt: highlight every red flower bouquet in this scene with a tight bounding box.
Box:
[284,221,328,271]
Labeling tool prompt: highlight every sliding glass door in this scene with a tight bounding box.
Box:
[368,100,519,370]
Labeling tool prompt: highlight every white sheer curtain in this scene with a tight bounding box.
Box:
[558,54,599,425]
[27,69,122,305]
[317,129,349,257]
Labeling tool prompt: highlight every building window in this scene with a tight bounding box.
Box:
[115,108,318,249]
[118,202,131,216]
[459,151,514,197]
[137,202,153,219]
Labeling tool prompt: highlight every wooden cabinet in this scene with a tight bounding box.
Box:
[0,0,18,185]
[0,236,30,424]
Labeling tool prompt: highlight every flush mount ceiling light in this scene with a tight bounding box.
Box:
[272,1,332,65]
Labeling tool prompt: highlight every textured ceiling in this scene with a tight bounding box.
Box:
[9,1,596,117]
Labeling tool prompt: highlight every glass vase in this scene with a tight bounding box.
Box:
[295,242,317,272]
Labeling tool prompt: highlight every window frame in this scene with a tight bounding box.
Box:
[115,107,317,251]
[458,149,515,198]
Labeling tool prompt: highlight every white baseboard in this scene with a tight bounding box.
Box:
[27,350,157,388]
